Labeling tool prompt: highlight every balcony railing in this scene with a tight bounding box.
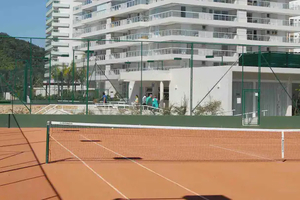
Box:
[247,34,300,43]
[247,17,300,27]
[247,0,299,10]
[81,0,146,21]
[83,24,106,34]
[107,47,236,60]
[111,16,148,28]
[153,29,236,39]
[110,0,147,12]
[73,5,82,11]
[149,10,237,22]
[75,48,236,64]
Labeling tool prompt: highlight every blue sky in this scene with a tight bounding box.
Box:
[0,0,46,47]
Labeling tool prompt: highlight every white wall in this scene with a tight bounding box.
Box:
[169,66,233,114]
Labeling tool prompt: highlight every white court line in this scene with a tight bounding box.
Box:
[50,136,129,200]
[209,144,276,162]
[80,134,210,200]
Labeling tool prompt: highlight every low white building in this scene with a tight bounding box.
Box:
[121,65,300,117]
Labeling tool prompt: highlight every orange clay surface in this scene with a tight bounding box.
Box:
[1,128,300,200]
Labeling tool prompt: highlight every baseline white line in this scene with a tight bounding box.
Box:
[80,134,210,200]
[50,136,129,200]
[209,144,276,162]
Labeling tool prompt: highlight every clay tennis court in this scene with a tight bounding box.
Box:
[1,125,300,200]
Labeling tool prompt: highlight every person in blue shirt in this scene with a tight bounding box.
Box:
[102,92,107,103]
[152,95,159,109]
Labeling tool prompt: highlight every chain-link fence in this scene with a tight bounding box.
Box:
[0,35,299,122]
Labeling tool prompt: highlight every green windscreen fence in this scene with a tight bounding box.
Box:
[239,52,300,68]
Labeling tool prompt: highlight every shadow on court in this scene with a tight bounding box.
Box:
[0,114,61,200]
[115,195,231,200]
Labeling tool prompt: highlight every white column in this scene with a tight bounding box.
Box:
[237,11,247,23]
[160,81,164,101]
[106,34,111,45]
[253,81,257,118]
[236,28,247,54]
[106,18,111,30]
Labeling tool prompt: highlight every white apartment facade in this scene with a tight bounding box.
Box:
[45,0,77,75]
[67,0,300,116]
[290,1,300,53]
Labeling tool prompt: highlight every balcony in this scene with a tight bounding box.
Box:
[247,34,300,44]
[110,0,147,12]
[52,22,70,28]
[111,16,148,27]
[149,10,237,22]
[53,12,70,18]
[81,0,147,22]
[52,31,69,37]
[247,0,299,10]
[46,26,53,34]
[53,3,70,9]
[74,5,82,11]
[151,29,237,40]
[76,48,236,66]
[46,17,53,26]
[247,17,300,28]
[81,16,147,37]
[79,30,237,50]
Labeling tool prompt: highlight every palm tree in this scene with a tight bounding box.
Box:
[51,65,61,96]
[68,61,80,92]
[77,67,87,92]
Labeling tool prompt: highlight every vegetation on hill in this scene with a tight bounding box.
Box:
[0,33,46,99]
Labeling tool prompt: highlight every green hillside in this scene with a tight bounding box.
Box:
[0,33,46,98]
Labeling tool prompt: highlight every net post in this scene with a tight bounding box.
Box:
[8,114,11,128]
[281,131,285,160]
[46,121,51,164]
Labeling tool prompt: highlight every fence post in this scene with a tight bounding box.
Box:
[140,41,143,115]
[86,40,90,115]
[8,114,11,128]
[281,131,285,160]
[258,46,261,125]
[72,49,75,104]
[190,43,194,116]
[45,121,50,164]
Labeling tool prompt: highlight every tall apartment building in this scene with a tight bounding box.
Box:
[46,0,300,117]
[289,1,300,53]
[45,0,75,75]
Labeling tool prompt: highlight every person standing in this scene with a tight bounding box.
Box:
[146,94,153,108]
[142,94,147,105]
[102,92,107,103]
[135,95,139,104]
[152,95,159,109]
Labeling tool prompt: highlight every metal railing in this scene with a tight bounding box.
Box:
[110,0,147,12]
[111,16,148,27]
[247,34,300,43]
[248,17,300,27]
[247,0,293,10]
[153,29,236,39]
[149,10,237,22]
[106,47,237,60]
[73,5,82,11]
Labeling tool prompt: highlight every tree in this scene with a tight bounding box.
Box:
[51,65,61,96]
[68,61,80,92]
[77,67,87,92]
[194,96,223,116]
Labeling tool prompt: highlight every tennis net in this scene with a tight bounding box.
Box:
[46,121,300,163]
